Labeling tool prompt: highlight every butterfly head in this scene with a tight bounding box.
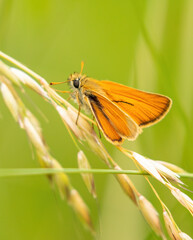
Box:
[68,73,85,89]
[68,61,86,89]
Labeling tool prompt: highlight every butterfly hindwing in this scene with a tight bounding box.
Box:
[84,92,140,144]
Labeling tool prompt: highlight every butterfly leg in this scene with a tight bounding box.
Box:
[52,89,70,93]
[66,96,71,101]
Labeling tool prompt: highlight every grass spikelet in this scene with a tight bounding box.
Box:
[114,165,138,205]
[11,67,48,98]
[0,60,21,86]
[156,161,186,174]
[130,151,182,184]
[1,81,20,122]
[69,189,94,234]
[138,195,165,238]
[77,150,97,198]
[67,106,94,135]
[39,153,94,232]
[56,105,84,140]
[23,117,48,155]
[86,133,111,166]
[148,160,182,184]
[26,110,42,136]
[166,184,193,215]
[39,155,71,199]
[130,151,166,184]
[163,209,181,240]
[179,232,193,240]
[67,106,110,166]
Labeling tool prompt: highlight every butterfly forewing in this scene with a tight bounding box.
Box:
[97,81,172,127]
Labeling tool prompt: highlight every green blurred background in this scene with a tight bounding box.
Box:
[0,0,193,239]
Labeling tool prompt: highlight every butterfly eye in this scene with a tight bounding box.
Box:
[73,79,80,88]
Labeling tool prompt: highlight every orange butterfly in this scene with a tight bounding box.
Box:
[51,62,172,145]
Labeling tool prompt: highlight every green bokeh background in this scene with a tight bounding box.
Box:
[0,0,193,239]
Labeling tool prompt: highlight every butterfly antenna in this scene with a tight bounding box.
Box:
[54,89,70,93]
[50,80,71,85]
[80,61,84,74]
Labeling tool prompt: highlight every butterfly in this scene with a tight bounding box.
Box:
[50,62,172,145]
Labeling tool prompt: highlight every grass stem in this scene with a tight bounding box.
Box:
[0,168,192,178]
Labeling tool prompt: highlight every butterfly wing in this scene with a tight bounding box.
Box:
[97,81,172,128]
[84,92,140,144]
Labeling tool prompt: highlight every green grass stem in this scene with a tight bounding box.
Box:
[0,168,192,178]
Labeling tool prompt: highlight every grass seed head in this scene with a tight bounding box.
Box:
[26,110,42,136]
[168,185,193,215]
[156,161,186,174]
[132,152,182,185]
[67,106,94,135]
[23,117,47,155]
[77,150,96,198]
[67,106,110,165]
[149,160,182,184]
[114,165,138,205]
[163,210,181,240]
[1,82,20,122]
[138,195,164,237]
[48,157,71,199]
[69,189,94,233]
[132,152,166,184]
[11,68,48,98]
[56,105,84,140]
[179,232,193,240]
[86,134,110,166]
[0,60,21,86]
